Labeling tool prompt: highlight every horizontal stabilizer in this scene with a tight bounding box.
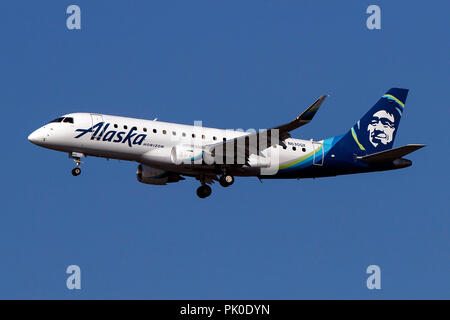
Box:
[357,144,425,163]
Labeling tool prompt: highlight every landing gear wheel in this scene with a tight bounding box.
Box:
[72,167,81,176]
[219,174,234,187]
[196,185,212,198]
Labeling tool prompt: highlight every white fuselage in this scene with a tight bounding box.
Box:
[28,112,324,177]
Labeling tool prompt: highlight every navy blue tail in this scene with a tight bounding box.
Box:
[340,88,408,155]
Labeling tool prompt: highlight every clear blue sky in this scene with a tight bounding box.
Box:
[0,1,448,299]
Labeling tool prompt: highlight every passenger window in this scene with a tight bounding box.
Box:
[292,147,297,151]
[172,131,176,136]
[302,147,306,152]
[132,126,137,131]
[162,130,167,134]
[192,133,196,138]
[153,129,157,133]
[182,132,186,137]
[283,146,287,150]
[202,135,205,139]
[143,128,147,132]
[114,124,118,128]
[124,125,128,130]
[213,136,217,141]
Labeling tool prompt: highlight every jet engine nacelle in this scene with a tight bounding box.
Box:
[136,164,184,185]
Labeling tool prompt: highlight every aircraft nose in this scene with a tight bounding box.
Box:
[28,128,45,145]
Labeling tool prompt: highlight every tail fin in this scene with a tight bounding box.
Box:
[344,88,408,154]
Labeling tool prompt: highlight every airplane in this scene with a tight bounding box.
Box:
[28,88,424,198]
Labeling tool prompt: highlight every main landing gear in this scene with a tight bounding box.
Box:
[219,174,234,187]
[196,173,235,198]
[196,184,212,199]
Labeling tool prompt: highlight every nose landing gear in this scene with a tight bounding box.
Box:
[72,167,81,176]
[69,152,85,177]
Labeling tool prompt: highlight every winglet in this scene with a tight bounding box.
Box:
[274,95,328,133]
[296,95,328,122]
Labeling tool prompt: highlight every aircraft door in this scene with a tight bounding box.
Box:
[90,114,104,138]
[312,141,324,166]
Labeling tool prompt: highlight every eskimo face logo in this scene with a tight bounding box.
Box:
[74,122,147,147]
[367,110,395,148]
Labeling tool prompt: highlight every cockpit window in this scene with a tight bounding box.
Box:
[63,117,74,123]
[49,117,64,123]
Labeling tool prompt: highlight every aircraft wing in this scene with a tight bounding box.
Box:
[204,95,328,164]
[357,144,426,163]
